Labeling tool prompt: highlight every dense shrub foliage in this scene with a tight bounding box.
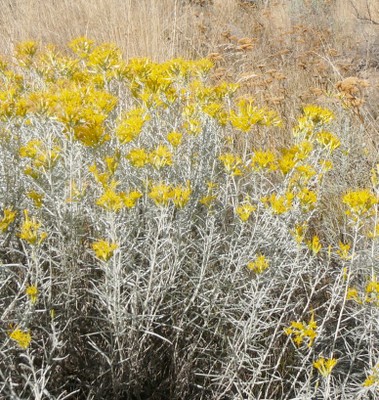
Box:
[0,38,378,399]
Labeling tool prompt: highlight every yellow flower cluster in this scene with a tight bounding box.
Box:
[293,104,334,138]
[218,153,244,176]
[18,210,47,246]
[9,327,32,349]
[247,254,269,274]
[236,201,256,222]
[25,285,39,304]
[363,365,379,388]
[313,357,338,378]
[347,276,379,307]
[96,187,142,212]
[167,131,183,147]
[284,312,318,348]
[261,192,294,215]
[116,108,150,144]
[306,235,322,255]
[127,145,173,169]
[19,139,61,177]
[336,241,351,260]
[290,222,308,244]
[199,181,218,208]
[92,239,119,262]
[251,150,276,171]
[0,208,17,232]
[297,187,317,211]
[230,98,282,132]
[342,190,377,219]
[148,182,191,208]
[27,191,44,208]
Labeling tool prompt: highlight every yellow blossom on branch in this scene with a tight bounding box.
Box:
[18,210,47,246]
[115,108,150,144]
[25,285,39,304]
[363,365,379,387]
[251,150,276,171]
[346,287,362,304]
[313,357,338,378]
[170,183,191,208]
[302,104,334,125]
[290,222,307,244]
[149,145,173,169]
[365,276,379,306]
[316,131,341,151]
[27,191,44,208]
[148,183,172,206]
[236,202,256,222]
[284,312,318,348]
[167,131,183,147]
[343,189,377,219]
[0,208,17,232]
[9,327,32,349]
[229,98,281,132]
[307,235,322,255]
[297,188,317,211]
[261,192,294,215]
[126,148,149,168]
[337,241,352,260]
[92,239,119,262]
[121,191,142,208]
[219,153,244,176]
[247,254,269,274]
[96,186,125,212]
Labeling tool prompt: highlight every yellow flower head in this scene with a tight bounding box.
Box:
[219,153,244,176]
[346,287,361,304]
[247,254,269,274]
[116,108,149,144]
[290,222,307,244]
[167,131,183,147]
[306,235,322,255]
[96,187,124,212]
[302,105,334,125]
[236,202,256,222]
[343,189,377,218]
[27,191,44,208]
[363,365,379,387]
[149,145,173,169]
[69,37,95,58]
[337,241,351,261]
[170,183,191,208]
[18,210,47,245]
[0,208,17,232]
[297,188,317,211]
[261,192,294,215]
[200,195,216,207]
[229,98,281,132]
[148,183,172,206]
[9,327,32,349]
[92,239,119,262]
[365,276,379,305]
[126,148,149,168]
[316,131,341,151]
[121,190,142,208]
[313,357,338,378]
[284,312,317,348]
[26,285,39,304]
[251,150,276,171]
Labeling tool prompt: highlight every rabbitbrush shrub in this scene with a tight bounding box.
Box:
[0,38,378,399]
